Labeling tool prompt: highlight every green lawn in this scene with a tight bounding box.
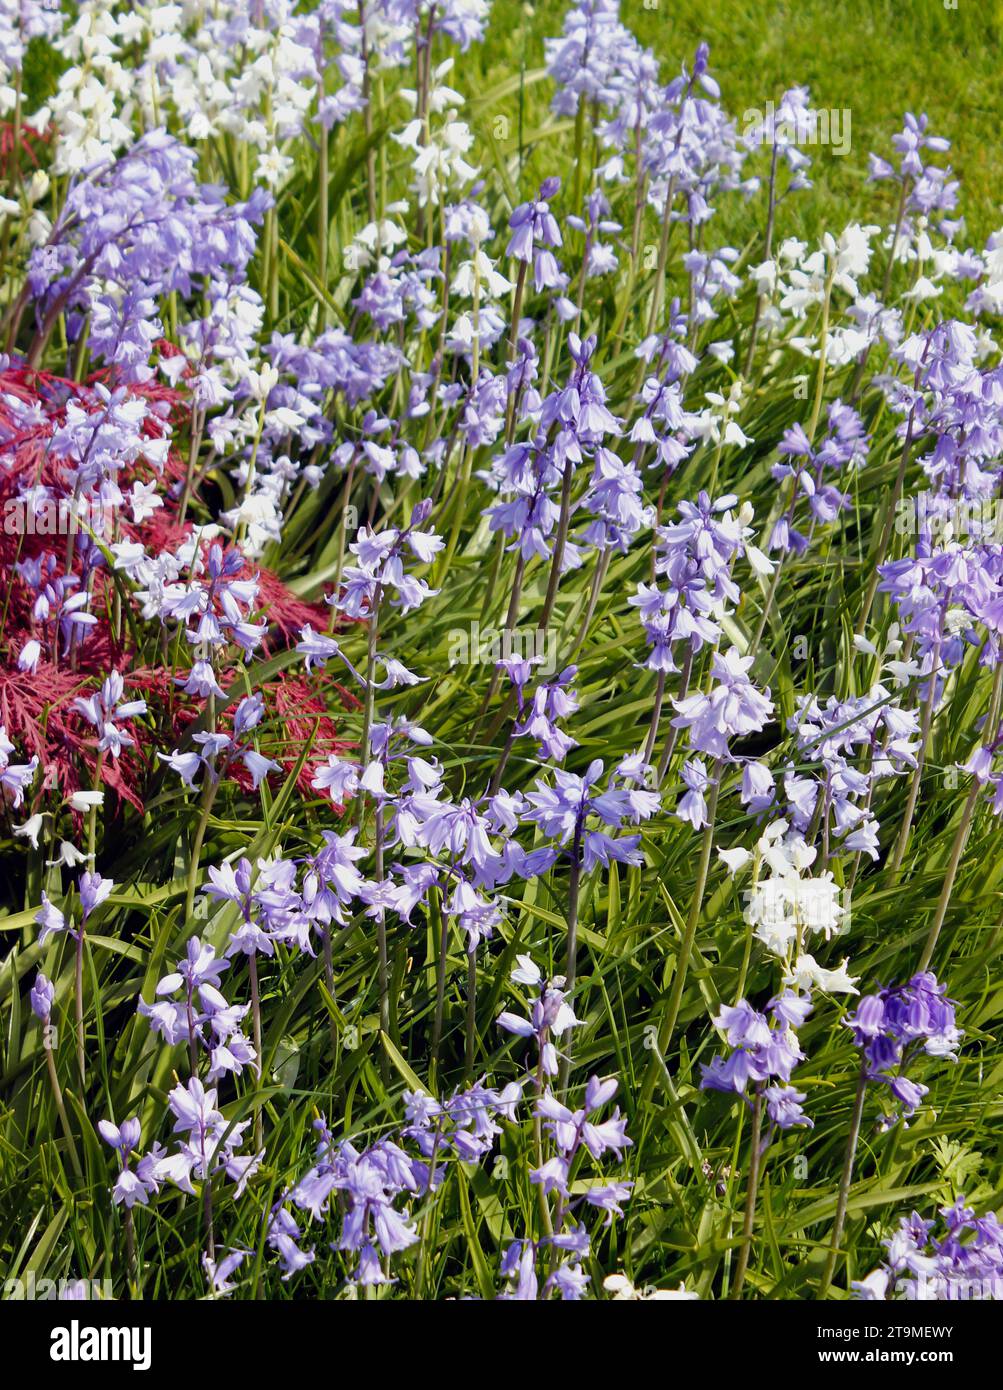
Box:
[485,0,1002,243]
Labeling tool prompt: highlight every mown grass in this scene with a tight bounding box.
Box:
[487,0,1003,242]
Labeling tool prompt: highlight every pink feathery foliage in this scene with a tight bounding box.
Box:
[0,662,147,814]
[142,513,333,644]
[217,674,358,798]
[0,121,46,172]
[0,359,349,816]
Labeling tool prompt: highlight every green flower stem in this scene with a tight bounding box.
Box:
[918,659,1003,973]
[556,839,583,1098]
[730,1088,764,1299]
[639,758,723,1105]
[818,1062,868,1299]
[44,1034,83,1181]
[185,771,220,922]
[249,953,263,1154]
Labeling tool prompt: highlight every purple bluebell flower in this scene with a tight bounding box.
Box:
[79,871,114,922]
[497,955,581,1076]
[0,725,39,809]
[672,647,774,759]
[507,179,563,292]
[701,991,814,1133]
[72,671,147,758]
[853,1196,1003,1300]
[845,972,961,1126]
[98,1117,142,1156]
[30,971,55,1021]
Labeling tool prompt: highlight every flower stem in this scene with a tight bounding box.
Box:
[643,671,667,766]
[317,117,329,304]
[655,646,693,786]
[358,0,377,223]
[856,386,921,635]
[124,1205,138,1295]
[375,805,391,1057]
[818,1062,868,1299]
[640,759,723,1104]
[538,455,576,633]
[87,751,104,863]
[74,926,86,1088]
[430,890,449,1081]
[356,584,382,831]
[918,660,1003,972]
[849,177,910,402]
[185,775,219,922]
[730,1088,764,1299]
[249,954,263,1154]
[322,927,339,1057]
[742,142,779,376]
[463,946,477,1082]
[557,843,583,1097]
[886,644,941,882]
[45,1037,83,1180]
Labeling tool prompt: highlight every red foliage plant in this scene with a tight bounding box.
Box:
[0,359,354,823]
[0,121,47,174]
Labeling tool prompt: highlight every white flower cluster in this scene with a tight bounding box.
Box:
[720,819,859,995]
[394,60,478,208]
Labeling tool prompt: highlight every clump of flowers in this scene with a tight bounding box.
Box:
[700,991,814,1133]
[854,1198,1003,1300]
[845,972,962,1127]
[3,0,1003,1310]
